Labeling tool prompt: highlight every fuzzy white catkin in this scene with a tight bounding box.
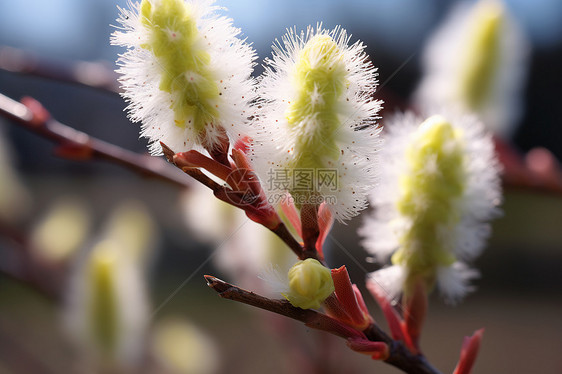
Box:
[413,0,529,139]
[64,239,150,367]
[111,0,256,155]
[251,24,382,222]
[360,110,502,303]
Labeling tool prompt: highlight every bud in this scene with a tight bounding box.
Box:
[283,258,334,309]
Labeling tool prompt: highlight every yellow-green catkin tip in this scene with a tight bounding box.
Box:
[31,200,90,262]
[104,202,156,265]
[140,0,219,134]
[284,258,335,309]
[286,34,346,172]
[460,0,504,110]
[151,319,218,374]
[392,115,466,291]
[88,241,119,357]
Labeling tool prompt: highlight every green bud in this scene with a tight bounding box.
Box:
[284,258,335,309]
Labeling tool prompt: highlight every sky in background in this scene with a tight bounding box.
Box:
[0,0,561,62]
[1,0,561,161]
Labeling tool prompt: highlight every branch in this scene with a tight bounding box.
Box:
[0,221,60,300]
[0,93,191,189]
[205,275,364,339]
[162,143,314,261]
[205,275,442,374]
[0,46,119,93]
[496,138,562,196]
[3,47,561,199]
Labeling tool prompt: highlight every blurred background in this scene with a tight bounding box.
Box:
[0,0,561,373]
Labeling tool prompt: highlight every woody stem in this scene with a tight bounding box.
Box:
[206,276,442,374]
[0,94,191,189]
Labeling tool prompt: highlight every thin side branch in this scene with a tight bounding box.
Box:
[0,93,191,189]
[163,142,313,261]
[205,275,364,339]
[2,47,561,198]
[496,138,562,196]
[0,221,60,300]
[205,275,442,374]
[0,46,119,93]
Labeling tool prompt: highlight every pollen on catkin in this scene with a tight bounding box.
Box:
[251,24,382,222]
[360,111,501,303]
[112,0,256,155]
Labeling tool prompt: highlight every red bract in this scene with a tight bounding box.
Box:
[171,147,281,230]
[280,194,303,238]
[326,266,373,330]
[403,280,427,352]
[453,329,484,374]
[346,338,389,360]
[316,203,334,258]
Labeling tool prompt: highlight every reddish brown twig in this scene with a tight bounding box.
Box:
[496,137,562,196]
[0,221,60,300]
[2,46,561,199]
[0,93,191,189]
[161,142,314,261]
[205,275,442,374]
[0,46,119,93]
[204,275,363,339]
